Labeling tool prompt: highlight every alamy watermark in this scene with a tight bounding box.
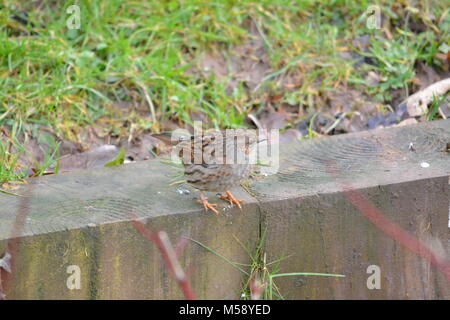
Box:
[66,5,81,30]
[366,265,381,290]
[169,122,280,176]
[365,5,382,30]
[66,265,81,290]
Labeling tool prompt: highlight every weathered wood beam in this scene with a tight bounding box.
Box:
[0,120,449,299]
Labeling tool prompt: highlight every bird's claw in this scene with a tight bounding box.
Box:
[197,198,220,215]
[219,191,243,210]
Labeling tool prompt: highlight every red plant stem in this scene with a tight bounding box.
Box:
[0,185,33,300]
[342,187,450,281]
[326,163,450,282]
[175,237,189,259]
[131,218,196,300]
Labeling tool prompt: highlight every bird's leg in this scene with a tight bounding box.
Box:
[219,191,243,210]
[197,191,219,215]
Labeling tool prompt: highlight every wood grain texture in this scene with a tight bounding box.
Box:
[260,178,449,299]
[251,119,449,199]
[0,119,449,299]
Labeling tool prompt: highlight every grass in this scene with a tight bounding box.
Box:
[189,229,345,300]
[427,92,450,121]
[0,119,60,182]
[0,0,449,182]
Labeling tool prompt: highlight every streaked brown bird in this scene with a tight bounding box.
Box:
[154,129,261,214]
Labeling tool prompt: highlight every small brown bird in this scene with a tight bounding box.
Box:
[155,130,261,214]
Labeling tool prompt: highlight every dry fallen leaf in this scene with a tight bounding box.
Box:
[396,118,418,127]
[251,110,289,131]
[59,145,119,171]
[0,183,19,191]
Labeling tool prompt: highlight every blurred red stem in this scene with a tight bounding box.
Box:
[131,218,196,300]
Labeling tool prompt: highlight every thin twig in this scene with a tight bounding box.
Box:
[137,82,157,124]
[131,218,196,300]
[0,104,15,122]
[438,107,447,119]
